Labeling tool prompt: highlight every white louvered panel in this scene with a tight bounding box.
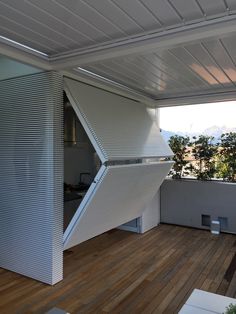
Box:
[55,0,127,39]
[221,35,236,66]
[202,40,236,83]
[141,0,182,27]
[64,161,173,250]
[168,0,204,21]
[88,31,236,100]
[0,72,63,285]
[167,46,219,87]
[85,63,156,97]
[28,0,109,43]
[0,7,67,53]
[0,0,82,53]
[100,58,184,91]
[64,78,173,162]
[111,0,162,30]
[81,0,146,35]
[184,43,234,87]
[197,0,228,16]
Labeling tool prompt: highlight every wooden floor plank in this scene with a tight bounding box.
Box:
[0,225,236,314]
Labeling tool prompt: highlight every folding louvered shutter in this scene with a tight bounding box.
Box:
[64,78,173,163]
[64,161,173,250]
[64,77,173,249]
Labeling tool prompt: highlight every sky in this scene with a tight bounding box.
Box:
[160,101,236,133]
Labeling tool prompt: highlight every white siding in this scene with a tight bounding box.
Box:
[0,72,63,284]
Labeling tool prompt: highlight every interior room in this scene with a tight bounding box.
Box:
[63,92,99,230]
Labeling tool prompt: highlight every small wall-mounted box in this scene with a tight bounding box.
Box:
[211,220,220,235]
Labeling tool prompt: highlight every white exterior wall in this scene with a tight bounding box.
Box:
[0,72,63,285]
[161,179,236,233]
[140,108,162,233]
[141,190,161,233]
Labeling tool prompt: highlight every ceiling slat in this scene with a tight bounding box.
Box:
[0,26,56,55]
[0,2,80,52]
[108,60,168,90]
[125,56,186,89]
[55,0,126,38]
[29,0,110,43]
[139,0,182,27]
[220,35,236,66]
[197,0,228,17]
[83,0,144,34]
[86,64,157,96]
[111,0,162,30]
[110,57,182,90]
[0,13,63,53]
[142,53,201,88]
[203,39,236,84]
[200,42,236,86]
[157,49,210,87]
[168,0,204,22]
[95,61,167,93]
[0,0,92,51]
[185,43,233,86]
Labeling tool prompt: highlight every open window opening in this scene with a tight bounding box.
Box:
[63,92,101,231]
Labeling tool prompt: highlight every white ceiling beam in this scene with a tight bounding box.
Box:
[0,37,51,70]
[50,15,236,70]
[155,90,236,108]
[62,69,157,108]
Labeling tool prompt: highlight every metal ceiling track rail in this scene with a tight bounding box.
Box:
[50,15,236,68]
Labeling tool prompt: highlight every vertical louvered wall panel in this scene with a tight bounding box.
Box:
[0,72,63,285]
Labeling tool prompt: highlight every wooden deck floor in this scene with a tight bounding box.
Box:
[1,224,236,313]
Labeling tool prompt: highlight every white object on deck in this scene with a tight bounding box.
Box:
[179,289,236,313]
[211,220,220,235]
[46,307,69,314]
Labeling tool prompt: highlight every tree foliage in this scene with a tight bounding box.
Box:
[224,303,236,314]
[191,135,217,180]
[168,135,190,179]
[168,132,236,182]
[218,132,236,182]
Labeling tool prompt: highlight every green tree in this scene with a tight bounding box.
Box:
[218,132,236,182]
[191,135,217,180]
[168,135,190,179]
[224,303,236,314]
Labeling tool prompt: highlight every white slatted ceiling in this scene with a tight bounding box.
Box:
[198,0,228,16]
[0,72,63,284]
[64,161,173,250]
[0,0,234,55]
[64,77,173,162]
[85,33,236,99]
[168,0,203,21]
